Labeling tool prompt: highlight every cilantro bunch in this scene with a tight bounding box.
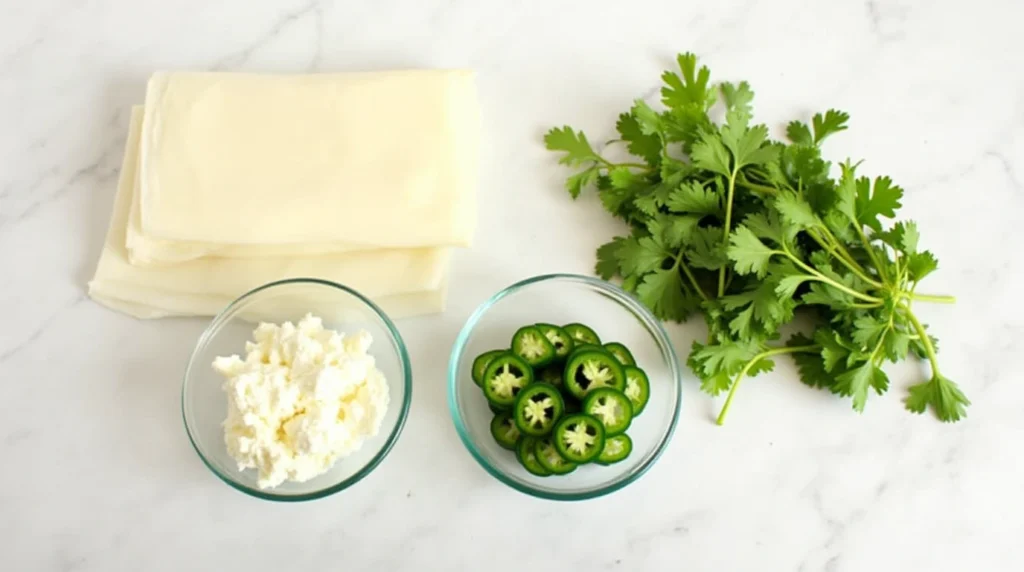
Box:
[545,53,968,423]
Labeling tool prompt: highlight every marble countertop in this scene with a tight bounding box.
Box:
[2,0,1022,570]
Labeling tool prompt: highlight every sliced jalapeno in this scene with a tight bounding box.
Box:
[624,366,651,415]
[552,413,606,463]
[516,436,550,477]
[568,342,604,359]
[482,353,533,408]
[513,383,565,436]
[582,387,633,436]
[511,325,556,367]
[489,412,520,450]
[563,396,582,414]
[602,342,636,366]
[563,349,626,399]
[472,349,506,387]
[534,436,577,475]
[596,434,633,465]
[563,323,601,345]
[488,401,510,414]
[535,323,574,360]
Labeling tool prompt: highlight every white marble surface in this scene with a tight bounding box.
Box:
[2,0,1023,570]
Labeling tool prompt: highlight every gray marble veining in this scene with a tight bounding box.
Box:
[1,0,1022,570]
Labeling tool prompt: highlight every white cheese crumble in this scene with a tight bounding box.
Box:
[212,313,389,489]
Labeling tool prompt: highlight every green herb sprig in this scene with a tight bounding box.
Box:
[545,53,967,423]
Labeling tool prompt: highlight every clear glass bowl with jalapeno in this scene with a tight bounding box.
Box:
[447,274,683,501]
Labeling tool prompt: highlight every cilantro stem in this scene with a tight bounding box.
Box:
[778,248,884,303]
[736,179,778,195]
[808,229,882,288]
[868,322,888,364]
[718,171,739,297]
[596,156,648,170]
[667,251,708,304]
[909,293,956,304]
[900,304,941,374]
[802,275,882,303]
[676,254,711,303]
[855,225,891,286]
[715,344,820,425]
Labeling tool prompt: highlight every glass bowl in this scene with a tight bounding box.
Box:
[448,274,682,500]
[182,278,412,501]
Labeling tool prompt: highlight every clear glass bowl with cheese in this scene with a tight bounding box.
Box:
[448,274,683,501]
[182,278,412,501]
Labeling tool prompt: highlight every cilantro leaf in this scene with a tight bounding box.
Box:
[787,334,833,389]
[834,361,890,412]
[661,53,714,110]
[786,110,848,147]
[697,369,734,396]
[721,122,776,169]
[801,284,847,309]
[852,314,889,348]
[666,215,701,247]
[900,222,920,253]
[647,213,699,248]
[636,267,696,321]
[905,374,970,422]
[834,162,859,222]
[727,306,756,338]
[814,329,851,372]
[720,81,754,121]
[782,145,830,185]
[688,338,762,392]
[616,112,662,166]
[595,238,626,279]
[747,356,776,376]
[811,109,850,145]
[775,274,811,299]
[882,329,911,363]
[688,226,728,270]
[565,166,599,199]
[774,192,820,233]
[599,185,634,216]
[823,210,856,243]
[621,273,639,293]
[721,279,794,336]
[742,211,785,244]
[633,192,659,217]
[786,120,813,146]
[764,155,791,190]
[544,126,600,167]
[609,166,643,189]
[728,226,776,277]
[660,157,692,181]
[598,166,644,215]
[905,251,938,282]
[662,106,712,147]
[690,130,732,177]
[666,181,722,216]
[856,175,904,232]
[632,100,663,136]
[616,237,666,276]
[910,332,940,361]
[878,221,920,254]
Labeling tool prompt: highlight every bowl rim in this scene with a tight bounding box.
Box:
[181,277,413,502]
[447,273,683,501]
